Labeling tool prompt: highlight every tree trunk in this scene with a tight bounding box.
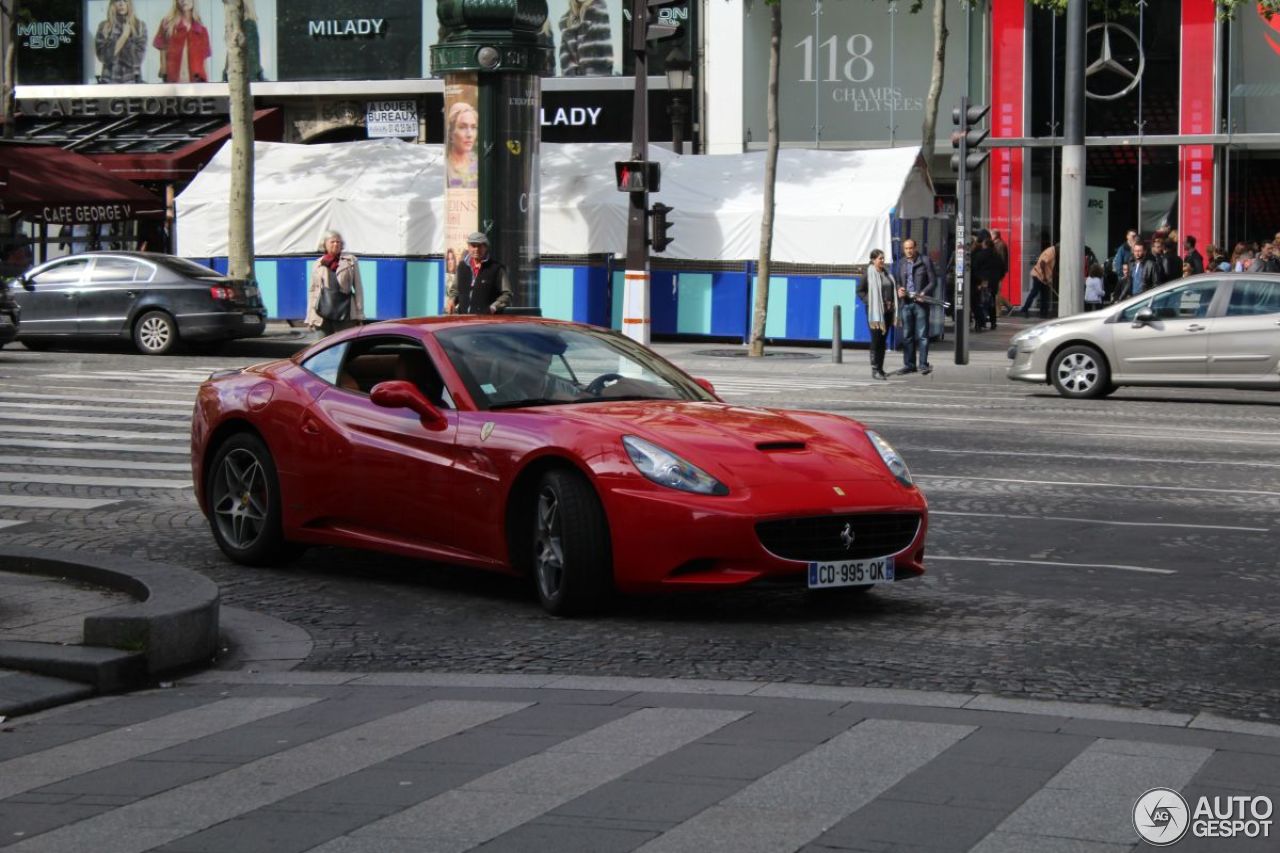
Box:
[748,1,781,358]
[919,0,948,169]
[225,0,255,281]
[2,2,16,140]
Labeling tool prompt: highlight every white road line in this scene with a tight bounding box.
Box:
[0,425,187,441]
[930,510,1269,533]
[0,697,320,800]
[0,472,191,489]
[0,439,189,454]
[971,739,1213,851]
[5,700,531,853]
[635,720,974,853]
[0,388,194,406]
[0,519,26,530]
[311,707,748,853]
[909,446,1280,470]
[0,411,189,427]
[859,410,1280,440]
[0,455,191,472]
[929,555,1176,575]
[0,401,194,416]
[867,417,1280,446]
[0,495,121,509]
[918,474,1280,499]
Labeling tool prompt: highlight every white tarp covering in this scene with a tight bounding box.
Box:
[176,139,929,265]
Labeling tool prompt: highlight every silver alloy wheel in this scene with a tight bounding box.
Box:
[534,486,565,601]
[1056,351,1100,394]
[211,447,268,550]
[137,314,173,352]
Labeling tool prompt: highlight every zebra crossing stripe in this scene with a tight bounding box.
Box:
[0,439,189,454]
[0,412,189,427]
[0,389,193,407]
[308,707,748,853]
[0,472,191,489]
[0,455,190,472]
[634,719,974,853]
[0,697,320,800]
[0,519,26,530]
[969,739,1214,851]
[0,426,187,441]
[4,700,531,853]
[0,495,120,509]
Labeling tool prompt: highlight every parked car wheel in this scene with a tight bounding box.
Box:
[530,469,612,616]
[1050,344,1111,399]
[133,310,178,355]
[207,432,294,566]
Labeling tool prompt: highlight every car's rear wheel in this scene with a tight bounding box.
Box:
[133,310,177,355]
[530,469,612,616]
[1050,345,1111,399]
[207,432,294,566]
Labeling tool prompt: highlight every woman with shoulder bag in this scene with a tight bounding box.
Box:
[306,230,365,336]
[860,249,898,380]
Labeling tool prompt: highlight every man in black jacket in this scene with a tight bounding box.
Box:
[447,232,513,315]
[891,239,938,375]
[1125,242,1162,296]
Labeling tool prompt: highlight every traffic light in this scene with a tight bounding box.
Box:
[615,160,661,193]
[629,0,686,50]
[650,202,674,252]
[950,98,990,174]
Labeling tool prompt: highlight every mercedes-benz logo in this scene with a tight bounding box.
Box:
[840,523,855,550]
[1085,23,1145,101]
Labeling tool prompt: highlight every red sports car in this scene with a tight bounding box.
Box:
[192,317,928,615]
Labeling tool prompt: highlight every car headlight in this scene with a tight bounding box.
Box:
[1011,324,1057,346]
[866,430,913,487]
[622,435,728,495]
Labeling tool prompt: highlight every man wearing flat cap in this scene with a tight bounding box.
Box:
[446,231,513,315]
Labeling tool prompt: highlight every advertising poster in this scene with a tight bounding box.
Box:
[81,0,278,85]
[276,0,421,81]
[16,0,84,84]
[443,76,480,298]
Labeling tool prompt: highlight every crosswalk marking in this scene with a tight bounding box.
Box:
[0,495,120,509]
[0,401,192,416]
[5,700,531,853]
[0,519,26,530]
[0,388,193,406]
[310,707,747,853]
[0,472,191,489]
[0,439,189,454]
[0,455,191,472]
[970,739,1214,851]
[0,411,189,428]
[0,425,187,441]
[0,697,319,800]
[635,719,974,853]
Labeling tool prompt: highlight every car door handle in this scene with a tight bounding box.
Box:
[1186,324,1206,332]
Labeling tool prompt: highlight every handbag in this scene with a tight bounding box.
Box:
[316,284,350,322]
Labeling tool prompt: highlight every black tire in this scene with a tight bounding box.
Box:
[1050,344,1111,399]
[529,469,612,616]
[133,310,178,355]
[19,338,50,351]
[206,432,295,566]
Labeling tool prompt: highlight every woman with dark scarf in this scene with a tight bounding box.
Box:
[306,230,365,336]
[859,249,898,380]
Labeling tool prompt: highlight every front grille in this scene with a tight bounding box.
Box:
[756,513,921,562]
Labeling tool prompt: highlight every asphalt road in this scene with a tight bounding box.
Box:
[1,327,1277,722]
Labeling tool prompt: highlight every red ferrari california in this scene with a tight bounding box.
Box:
[192,317,928,615]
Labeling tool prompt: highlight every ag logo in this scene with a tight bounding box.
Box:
[506,140,522,156]
[1133,787,1190,846]
[1085,23,1145,101]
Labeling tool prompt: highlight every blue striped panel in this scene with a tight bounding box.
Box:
[539,267,576,320]
[576,266,611,327]
[711,272,749,337]
[211,257,229,275]
[676,273,713,335]
[276,258,311,320]
[850,275,870,342]
[405,261,435,317]
[751,275,789,339]
[650,270,678,335]
[786,276,820,340]
[818,277,858,341]
[610,270,624,329]
[375,260,406,320]
[253,261,279,317]
[358,260,378,320]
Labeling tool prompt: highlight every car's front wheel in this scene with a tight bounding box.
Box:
[530,469,612,616]
[207,432,294,566]
[1050,345,1111,399]
[133,310,178,355]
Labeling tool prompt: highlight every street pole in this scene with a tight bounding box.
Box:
[953,97,969,366]
[1058,0,1086,316]
[623,7,651,345]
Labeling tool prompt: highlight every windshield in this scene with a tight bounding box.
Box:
[436,323,716,410]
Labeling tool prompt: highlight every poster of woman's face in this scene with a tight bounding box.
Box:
[443,77,479,270]
[83,0,277,84]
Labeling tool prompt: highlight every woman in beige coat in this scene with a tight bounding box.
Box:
[306,230,365,335]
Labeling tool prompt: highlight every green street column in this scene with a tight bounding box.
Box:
[431,0,552,309]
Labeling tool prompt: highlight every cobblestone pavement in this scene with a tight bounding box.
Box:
[1,331,1277,722]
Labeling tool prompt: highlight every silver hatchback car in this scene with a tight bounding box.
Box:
[1008,273,1280,398]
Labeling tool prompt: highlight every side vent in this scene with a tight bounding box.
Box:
[756,441,806,452]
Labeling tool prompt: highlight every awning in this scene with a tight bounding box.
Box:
[0,144,166,225]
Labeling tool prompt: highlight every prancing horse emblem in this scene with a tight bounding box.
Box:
[840,522,855,550]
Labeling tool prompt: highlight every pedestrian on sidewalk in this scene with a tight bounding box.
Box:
[306,230,365,336]
[447,232,512,315]
[858,249,896,380]
[1183,235,1205,275]
[1017,244,1056,318]
[1084,262,1105,311]
[891,239,936,375]
[1127,241,1160,296]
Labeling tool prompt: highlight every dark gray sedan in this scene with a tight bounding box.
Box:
[13,252,266,355]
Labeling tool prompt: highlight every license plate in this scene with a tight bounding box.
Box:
[242,314,262,324]
[807,557,895,589]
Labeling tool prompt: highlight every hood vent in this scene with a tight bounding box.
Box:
[756,441,806,452]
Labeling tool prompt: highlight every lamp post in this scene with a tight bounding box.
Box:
[664,46,692,155]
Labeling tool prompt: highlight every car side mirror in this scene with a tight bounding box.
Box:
[370,380,448,431]
[1132,307,1155,326]
[693,377,719,398]
[18,275,33,291]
